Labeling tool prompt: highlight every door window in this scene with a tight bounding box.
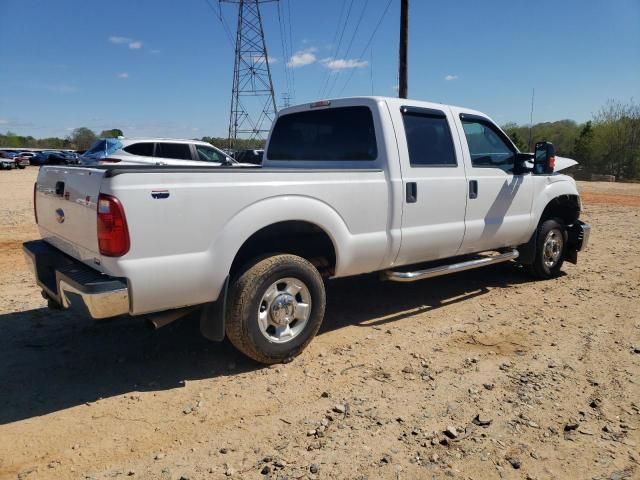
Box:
[461,118,515,171]
[402,109,457,167]
[155,143,193,160]
[196,145,226,163]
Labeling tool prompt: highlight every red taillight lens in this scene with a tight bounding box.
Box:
[549,155,556,171]
[97,194,130,257]
[100,158,121,163]
[33,182,38,224]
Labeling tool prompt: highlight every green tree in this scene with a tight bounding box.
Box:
[68,127,97,150]
[99,128,124,138]
[573,121,595,171]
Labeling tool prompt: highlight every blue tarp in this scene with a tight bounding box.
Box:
[81,138,123,160]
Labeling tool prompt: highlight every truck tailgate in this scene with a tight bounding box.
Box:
[35,166,106,268]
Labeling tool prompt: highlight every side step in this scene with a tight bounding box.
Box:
[384,249,519,283]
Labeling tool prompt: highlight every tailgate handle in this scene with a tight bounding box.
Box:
[55,181,65,196]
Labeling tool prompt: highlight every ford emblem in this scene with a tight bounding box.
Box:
[55,208,65,223]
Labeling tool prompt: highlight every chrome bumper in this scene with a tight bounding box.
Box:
[23,240,129,319]
[570,221,591,251]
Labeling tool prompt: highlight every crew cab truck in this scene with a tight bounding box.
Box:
[23,97,591,364]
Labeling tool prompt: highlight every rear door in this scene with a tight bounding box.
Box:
[36,166,106,266]
[392,104,468,266]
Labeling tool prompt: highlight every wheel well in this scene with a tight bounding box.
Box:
[540,194,580,225]
[230,221,337,278]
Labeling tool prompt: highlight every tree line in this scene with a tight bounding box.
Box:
[2,99,638,179]
[502,99,639,180]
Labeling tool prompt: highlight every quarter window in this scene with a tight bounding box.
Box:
[461,118,515,169]
[123,142,154,157]
[267,106,377,161]
[155,143,192,160]
[402,109,456,166]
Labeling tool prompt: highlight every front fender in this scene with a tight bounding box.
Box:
[530,175,580,229]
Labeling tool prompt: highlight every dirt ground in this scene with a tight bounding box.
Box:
[0,168,638,480]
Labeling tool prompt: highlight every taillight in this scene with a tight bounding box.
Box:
[97,194,130,257]
[100,158,121,163]
[549,155,556,171]
[33,182,38,224]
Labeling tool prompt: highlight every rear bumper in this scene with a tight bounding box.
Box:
[23,240,130,319]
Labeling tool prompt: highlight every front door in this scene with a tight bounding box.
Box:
[452,111,534,254]
[393,105,468,267]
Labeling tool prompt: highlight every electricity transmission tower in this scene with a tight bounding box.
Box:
[220,0,278,148]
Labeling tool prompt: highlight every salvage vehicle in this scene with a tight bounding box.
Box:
[80,137,236,166]
[0,150,22,169]
[24,97,591,364]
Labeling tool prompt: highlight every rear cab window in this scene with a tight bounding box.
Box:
[267,106,378,162]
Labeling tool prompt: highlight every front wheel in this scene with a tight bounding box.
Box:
[225,254,326,364]
[526,218,567,279]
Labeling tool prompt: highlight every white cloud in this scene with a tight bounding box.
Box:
[321,58,368,71]
[109,36,132,44]
[150,49,161,54]
[0,118,8,125]
[117,72,129,79]
[128,41,143,50]
[444,74,459,81]
[287,48,317,68]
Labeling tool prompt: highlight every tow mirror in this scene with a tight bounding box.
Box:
[534,141,555,174]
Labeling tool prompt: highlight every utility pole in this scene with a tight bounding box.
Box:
[398,0,408,99]
[220,0,278,149]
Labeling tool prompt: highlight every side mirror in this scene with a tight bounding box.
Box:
[534,142,555,174]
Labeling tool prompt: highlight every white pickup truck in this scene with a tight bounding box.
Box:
[24,97,591,364]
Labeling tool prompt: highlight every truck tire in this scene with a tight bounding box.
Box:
[526,218,567,279]
[225,254,326,364]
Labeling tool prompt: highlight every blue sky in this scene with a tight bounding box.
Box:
[0,0,638,139]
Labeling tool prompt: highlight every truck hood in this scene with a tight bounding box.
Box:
[525,156,578,173]
[554,156,578,172]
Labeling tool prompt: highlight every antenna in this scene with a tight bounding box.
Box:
[528,87,535,151]
[220,0,278,149]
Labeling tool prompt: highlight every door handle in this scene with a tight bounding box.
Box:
[406,182,417,203]
[469,180,478,199]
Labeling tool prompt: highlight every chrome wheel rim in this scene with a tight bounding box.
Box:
[257,277,311,344]
[543,228,563,268]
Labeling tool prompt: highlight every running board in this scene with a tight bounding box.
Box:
[384,249,519,283]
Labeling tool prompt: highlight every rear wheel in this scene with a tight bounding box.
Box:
[526,218,567,279]
[225,254,326,364]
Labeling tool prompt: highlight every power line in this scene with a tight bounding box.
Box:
[326,0,370,98]
[316,0,347,98]
[338,0,393,97]
[204,0,235,47]
[285,0,295,98]
[277,0,291,97]
[319,0,355,98]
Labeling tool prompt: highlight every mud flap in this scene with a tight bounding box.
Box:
[199,276,229,342]
[517,232,536,265]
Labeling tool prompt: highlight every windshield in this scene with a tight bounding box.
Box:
[82,138,123,160]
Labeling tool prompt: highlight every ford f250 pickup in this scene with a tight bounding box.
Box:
[24,97,591,364]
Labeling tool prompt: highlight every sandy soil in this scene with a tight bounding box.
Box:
[0,168,638,480]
